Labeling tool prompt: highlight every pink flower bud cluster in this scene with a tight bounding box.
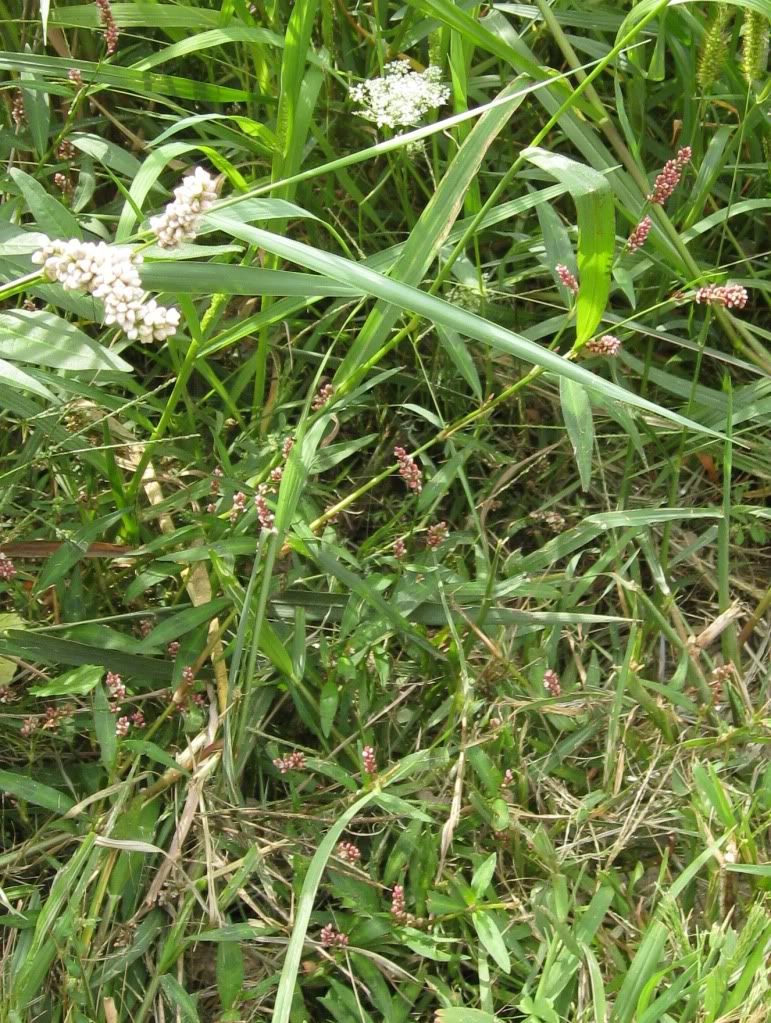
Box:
[229,490,247,524]
[391,884,407,921]
[694,283,748,310]
[21,704,76,737]
[320,924,348,948]
[68,68,83,86]
[312,382,334,411]
[556,264,579,294]
[543,669,561,697]
[393,537,407,559]
[394,447,422,493]
[255,485,276,532]
[11,90,25,128]
[273,750,306,774]
[626,215,652,252]
[710,663,734,699]
[585,334,621,356]
[426,521,448,549]
[167,641,180,656]
[54,172,73,198]
[647,147,691,205]
[337,841,361,864]
[0,553,16,581]
[362,745,377,774]
[389,884,426,926]
[282,436,295,459]
[116,710,145,736]
[206,467,223,514]
[139,618,153,638]
[96,0,119,54]
[106,671,126,712]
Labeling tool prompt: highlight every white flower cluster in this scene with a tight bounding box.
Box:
[32,239,180,343]
[350,61,450,129]
[149,167,218,248]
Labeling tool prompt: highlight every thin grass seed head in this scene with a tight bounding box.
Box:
[741,10,770,84]
[698,3,733,89]
[350,61,450,129]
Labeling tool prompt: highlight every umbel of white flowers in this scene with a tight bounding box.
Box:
[350,61,451,129]
[32,239,180,343]
[150,167,218,248]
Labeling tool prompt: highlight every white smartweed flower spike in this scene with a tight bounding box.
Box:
[349,61,450,129]
[149,167,218,248]
[32,238,180,343]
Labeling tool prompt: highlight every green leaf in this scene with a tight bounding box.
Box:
[20,65,50,159]
[140,261,356,298]
[0,358,55,401]
[559,377,594,491]
[29,663,103,698]
[335,77,525,380]
[0,770,75,814]
[71,133,144,179]
[122,739,190,774]
[0,310,132,372]
[9,167,81,240]
[320,680,338,738]
[523,147,614,342]
[217,937,244,1013]
[136,599,230,651]
[94,682,117,773]
[160,975,200,1023]
[0,51,250,104]
[435,324,483,401]
[610,921,668,1023]
[271,790,377,1023]
[437,1009,498,1023]
[206,216,717,437]
[0,631,180,681]
[471,852,498,897]
[472,912,511,973]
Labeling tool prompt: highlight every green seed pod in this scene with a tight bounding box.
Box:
[741,11,770,84]
[697,3,732,91]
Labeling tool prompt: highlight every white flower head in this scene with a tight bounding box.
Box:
[149,167,218,248]
[32,237,179,344]
[350,61,450,129]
